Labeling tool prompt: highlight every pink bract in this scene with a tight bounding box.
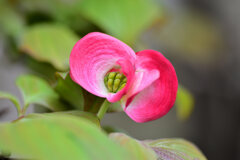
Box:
[70,32,178,123]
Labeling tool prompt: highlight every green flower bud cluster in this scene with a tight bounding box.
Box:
[104,72,127,93]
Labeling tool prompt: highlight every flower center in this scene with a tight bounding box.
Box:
[104,72,127,93]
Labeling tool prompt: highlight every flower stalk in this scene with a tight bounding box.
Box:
[97,99,110,120]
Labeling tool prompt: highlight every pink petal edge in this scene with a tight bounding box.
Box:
[122,50,178,123]
[69,32,136,102]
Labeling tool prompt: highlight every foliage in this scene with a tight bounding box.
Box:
[78,0,161,44]
[176,86,195,121]
[0,0,206,159]
[54,72,84,110]
[0,114,206,160]
[0,91,21,116]
[0,115,133,160]
[20,24,79,71]
[0,75,66,116]
[145,138,207,160]
[110,133,157,160]
[0,1,25,38]
[16,75,65,112]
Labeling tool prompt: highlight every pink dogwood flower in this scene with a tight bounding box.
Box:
[70,32,178,123]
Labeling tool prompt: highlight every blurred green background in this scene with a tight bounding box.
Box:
[0,0,239,159]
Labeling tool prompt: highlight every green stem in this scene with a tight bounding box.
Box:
[21,104,29,116]
[97,99,110,120]
[14,103,22,117]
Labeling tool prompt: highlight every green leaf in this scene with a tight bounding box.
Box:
[54,72,84,110]
[25,111,100,127]
[54,73,121,113]
[25,56,57,81]
[55,71,68,79]
[110,133,207,160]
[20,24,79,71]
[19,0,82,19]
[110,133,157,160]
[103,126,128,134]
[78,0,161,44]
[16,75,65,112]
[0,91,21,115]
[20,0,101,37]
[54,72,121,113]
[82,91,122,113]
[145,138,207,160]
[82,90,105,113]
[0,1,25,38]
[0,115,134,160]
[175,86,194,121]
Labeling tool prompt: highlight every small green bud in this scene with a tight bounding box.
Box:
[104,75,108,86]
[117,83,126,92]
[107,79,114,92]
[113,79,121,92]
[122,77,127,83]
[115,73,123,79]
[108,72,117,79]
[104,72,127,93]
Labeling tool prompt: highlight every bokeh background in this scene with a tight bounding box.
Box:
[0,0,240,159]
